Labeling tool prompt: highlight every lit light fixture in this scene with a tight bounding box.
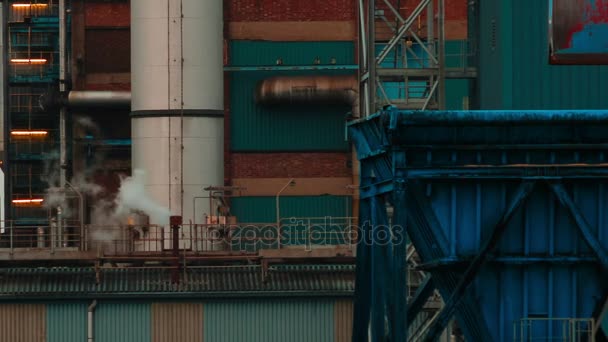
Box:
[10,58,47,64]
[12,3,48,8]
[12,198,44,205]
[11,130,48,137]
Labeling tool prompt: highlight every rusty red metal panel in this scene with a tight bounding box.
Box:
[85,2,130,28]
[226,0,355,21]
[550,0,608,64]
[85,29,130,73]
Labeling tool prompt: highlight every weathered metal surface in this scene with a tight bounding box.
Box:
[550,0,608,64]
[349,109,608,341]
[204,299,334,342]
[0,304,46,341]
[334,299,354,342]
[479,0,608,109]
[152,303,203,342]
[0,265,355,298]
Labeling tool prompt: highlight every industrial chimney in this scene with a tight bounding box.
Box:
[130,0,224,224]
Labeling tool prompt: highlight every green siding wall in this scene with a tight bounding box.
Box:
[478,0,608,109]
[231,196,352,222]
[445,40,472,110]
[230,41,354,152]
[95,302,151,342]
[204,299,334,342]
[47,302,87,342]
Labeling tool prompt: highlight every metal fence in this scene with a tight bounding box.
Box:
[0,217,357,255]
[513,318,596,342]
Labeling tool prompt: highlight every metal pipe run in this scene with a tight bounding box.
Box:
[39,91,131,111]
[255,75,359,117]
[87,299,97,342]
[67,91,131,108]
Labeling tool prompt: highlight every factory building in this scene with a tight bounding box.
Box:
[0,0,606,341]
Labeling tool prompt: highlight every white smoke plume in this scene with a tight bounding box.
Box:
[113,169,170,226]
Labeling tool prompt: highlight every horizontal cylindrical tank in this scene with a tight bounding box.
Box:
[67,91,131,108]
[131,0,224,225]
[256,75,359,117]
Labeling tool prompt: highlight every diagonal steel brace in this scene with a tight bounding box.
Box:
[423,181,537,341]
[550,182,608,272]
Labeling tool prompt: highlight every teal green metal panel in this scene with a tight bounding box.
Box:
[446,79,469,110]
[230,41,354,67]
[204,299,334,342]
[479,0,608,109]
[230,41,354,152]
[95,302,150,342]
[230,196,352,222]
[445,41,471,110]
[47,302,87,342]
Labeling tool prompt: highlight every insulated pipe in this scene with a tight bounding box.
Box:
[38,91,131,111]
[255,75,359,117]
[87,299,97,342]
[67,91,131,108]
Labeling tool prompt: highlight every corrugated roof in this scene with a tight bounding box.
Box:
[0,265,355,299]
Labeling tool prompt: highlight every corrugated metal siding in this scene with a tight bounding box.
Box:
[204,299,334,342]
[230,41,354,152]
[333,300,353,342]
[47,302,87,342]
[231,196,351,222]
[479,0,608,109]
[152,303,203,342]
[95,302,150,342]
[0,304,46,342]
[0,265,354,297]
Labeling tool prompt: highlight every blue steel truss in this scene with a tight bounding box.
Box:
[349,108,608,341]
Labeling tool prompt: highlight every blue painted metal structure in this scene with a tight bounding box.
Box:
[550,0,608,64]
[349,108,608,341]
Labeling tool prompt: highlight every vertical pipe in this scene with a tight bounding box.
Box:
[437,0,446,109]
[57,206,63,248]
[367,0,376,114]
[0,2,8,226]
[37,227,45,248]
[87,300,97,342]
[170,216,181,284]
[59,0,67,188]
[131,1,224,225]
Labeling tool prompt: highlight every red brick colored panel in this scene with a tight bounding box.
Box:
[85,29,130,73]
[231,153,351,178]
[226,0,355,22]
[85,2,130,28]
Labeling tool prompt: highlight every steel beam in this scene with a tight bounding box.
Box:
[407,275,436,327]
[393,109,608,125]
[405,182,493,340]
[423,181,536,341]
[352,200,372,342]
[370,195,391,341]
[403,166,608,180]
[377,68,477,79]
